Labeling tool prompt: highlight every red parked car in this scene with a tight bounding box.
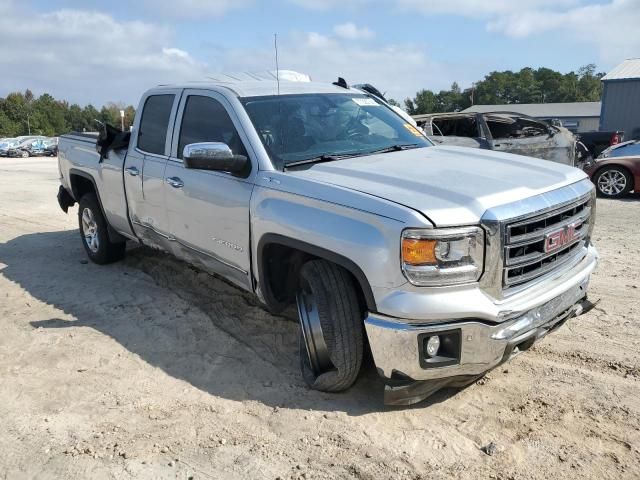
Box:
[584,152,640,198]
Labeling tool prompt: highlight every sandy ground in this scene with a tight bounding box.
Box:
[0,156,639,480]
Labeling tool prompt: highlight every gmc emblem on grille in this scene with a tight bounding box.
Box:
[544,223,579,253]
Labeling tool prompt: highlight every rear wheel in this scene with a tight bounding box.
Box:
[296,260,364,392]
[595,166,633,198]
[78,193,126,264]
[20,150,29,158]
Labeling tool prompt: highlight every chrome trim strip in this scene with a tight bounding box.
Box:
[131,220,248,275]
[134,147,169,161]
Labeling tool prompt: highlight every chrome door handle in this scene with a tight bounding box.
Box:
[125,166,139,176]
[166,177,184,188]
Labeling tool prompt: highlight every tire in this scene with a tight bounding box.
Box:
[296,259,364,392]
[595,166,633,198]
[78,193,126,264]
[21,150,29,158]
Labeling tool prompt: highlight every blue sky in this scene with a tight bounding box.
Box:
[1,0,638,106]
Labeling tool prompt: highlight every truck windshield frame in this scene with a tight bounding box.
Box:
[240,93,431,170]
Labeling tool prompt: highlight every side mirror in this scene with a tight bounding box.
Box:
[183,142,249,176]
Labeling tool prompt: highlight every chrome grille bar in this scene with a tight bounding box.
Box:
[507,206,591,245]
[502,194,592,289]
[505,227,589,267]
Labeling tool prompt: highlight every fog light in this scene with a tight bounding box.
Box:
[426,335,440,357]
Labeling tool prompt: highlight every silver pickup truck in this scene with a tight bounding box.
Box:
[57,79,598,405]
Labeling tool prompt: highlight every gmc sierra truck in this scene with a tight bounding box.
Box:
[57,78,599,405]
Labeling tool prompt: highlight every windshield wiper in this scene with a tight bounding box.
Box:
[365,143,422,155]
[283,144,422,170]
[283,153,360,170]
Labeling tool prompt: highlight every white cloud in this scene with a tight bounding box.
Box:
[143,0,253,18]
[0,0,473,107]
[288,0,369,10]
[333,22,374,40]
[218,31,467,103]
[397,0,640,65]
[486,0,640,62]
[395,0,579,16]
[0,0,445,106]
[0,2,208,105]
[306,32,334,48]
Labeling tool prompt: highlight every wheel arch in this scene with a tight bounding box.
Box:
[69,169,125,243]
[256,233,377,314]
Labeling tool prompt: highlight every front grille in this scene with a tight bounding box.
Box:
[503,194,592,289]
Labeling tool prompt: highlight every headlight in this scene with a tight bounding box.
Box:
[401,227,484,286]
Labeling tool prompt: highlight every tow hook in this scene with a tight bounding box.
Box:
[576,297,599,316]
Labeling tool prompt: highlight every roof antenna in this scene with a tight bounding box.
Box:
[274,33,280,95]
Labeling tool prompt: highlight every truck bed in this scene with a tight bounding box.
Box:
[58,133,135,240]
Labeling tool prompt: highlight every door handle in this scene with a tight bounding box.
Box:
[125,166,140,176]
[166,177,184,188]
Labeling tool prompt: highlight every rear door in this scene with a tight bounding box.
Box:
[124,90,181,250]
[163,89,256,290]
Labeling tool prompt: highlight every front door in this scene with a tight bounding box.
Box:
[163,89,256,290]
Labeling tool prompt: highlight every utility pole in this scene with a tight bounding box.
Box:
[26,113,31,135]
[120,110,125,131]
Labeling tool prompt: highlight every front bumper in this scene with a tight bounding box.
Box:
[365,245,598,405]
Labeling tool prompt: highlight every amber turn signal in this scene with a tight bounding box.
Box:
[402,238,437,265]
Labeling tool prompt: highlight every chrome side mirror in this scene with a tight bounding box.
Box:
[182,142,249,176]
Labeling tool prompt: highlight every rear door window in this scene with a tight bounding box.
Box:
[137,94,175,155]
[486,115,549,140]
[432,116,478,138]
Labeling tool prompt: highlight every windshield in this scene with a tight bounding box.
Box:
[241,93,431,169]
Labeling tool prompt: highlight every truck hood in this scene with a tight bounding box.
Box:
[288,146,588,226]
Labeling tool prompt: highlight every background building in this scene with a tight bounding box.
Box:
[600,58,640,140]
[462,102,601,133]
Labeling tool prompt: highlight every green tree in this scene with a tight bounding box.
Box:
[576,64,604,102]
[404,64,605,115]
[405,89,438,115]
[0,90,136,137]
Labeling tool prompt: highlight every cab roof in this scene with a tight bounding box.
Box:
[157,75,355,98]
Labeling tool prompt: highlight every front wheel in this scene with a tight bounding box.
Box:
[78,193,126,264]
[595,166,633,198]
[296,260,364,392]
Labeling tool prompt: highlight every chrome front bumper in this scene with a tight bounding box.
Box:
[365,245,598,387]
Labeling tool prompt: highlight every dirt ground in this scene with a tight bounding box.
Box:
[0,156,639,480]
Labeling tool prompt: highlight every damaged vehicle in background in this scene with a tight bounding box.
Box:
[413,111,577,165]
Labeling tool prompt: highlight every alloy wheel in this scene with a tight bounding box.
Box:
[597,169,627,196]
[81,207,100,253]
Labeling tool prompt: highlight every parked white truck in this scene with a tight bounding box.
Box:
[57,78,598,405]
